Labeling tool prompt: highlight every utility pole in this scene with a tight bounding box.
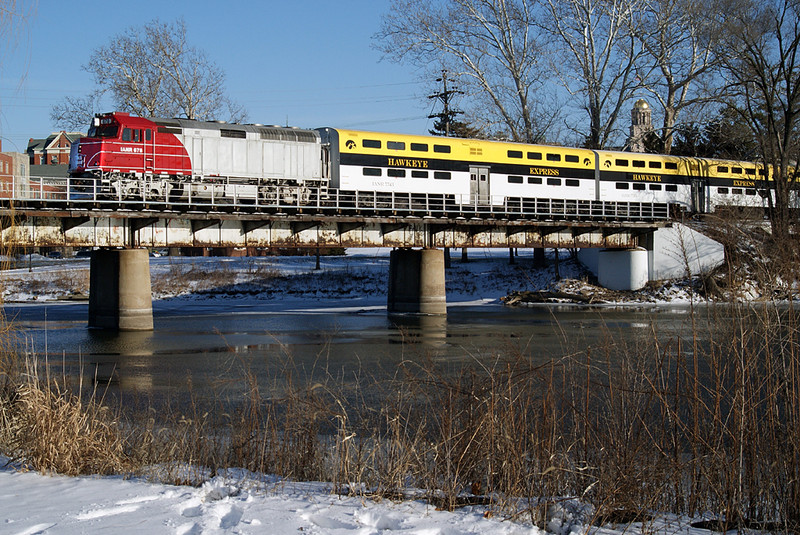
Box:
[428,70,463,137]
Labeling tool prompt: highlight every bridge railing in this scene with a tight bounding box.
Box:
[4,175,670,222]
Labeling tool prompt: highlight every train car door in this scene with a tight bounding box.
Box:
[470,166,490,205]
[143,128,154,173]
[691,178,706,213]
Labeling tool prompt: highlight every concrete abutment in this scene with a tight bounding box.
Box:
[89,249,154,331]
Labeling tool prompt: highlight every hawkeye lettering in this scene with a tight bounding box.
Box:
[631,174,661,182]
[387,158,429,169]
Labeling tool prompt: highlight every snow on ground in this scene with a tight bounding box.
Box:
[0,456,716,535]
[0,248,599,306]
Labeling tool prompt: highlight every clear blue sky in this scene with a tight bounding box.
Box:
[0,1,434,154]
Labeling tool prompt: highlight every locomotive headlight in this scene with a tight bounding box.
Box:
[93,117,100,127]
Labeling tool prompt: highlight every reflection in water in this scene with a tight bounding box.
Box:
[389,313,448,348]
[4,301,705,405]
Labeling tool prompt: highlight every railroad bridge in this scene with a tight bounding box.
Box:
[1,180,671,330]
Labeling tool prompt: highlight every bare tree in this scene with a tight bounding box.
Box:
[0,0,35,107]
[376,0,558,142]
[542,0,644,149]
[49,92,103,131]
[632,0,723,153]
[717,0,800,237]
[51,19,245,128]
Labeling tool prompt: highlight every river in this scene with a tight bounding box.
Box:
[2,298,702,407]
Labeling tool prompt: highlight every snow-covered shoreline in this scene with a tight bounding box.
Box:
[1,248,701,307]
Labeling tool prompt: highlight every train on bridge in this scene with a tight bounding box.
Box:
[67,111,777,214]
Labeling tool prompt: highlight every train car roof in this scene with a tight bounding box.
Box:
[147,116,321,143]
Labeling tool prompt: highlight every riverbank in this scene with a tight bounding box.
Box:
[0,247,702,306]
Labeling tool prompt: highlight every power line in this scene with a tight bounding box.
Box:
[427,70,463,137]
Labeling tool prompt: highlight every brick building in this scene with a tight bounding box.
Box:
[0,140,30,198]
[26,131,83,166]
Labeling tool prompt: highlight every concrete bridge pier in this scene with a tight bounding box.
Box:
[89,249,154,331]
[387,248,447,315]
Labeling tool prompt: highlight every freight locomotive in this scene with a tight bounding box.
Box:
[68,111,774,214]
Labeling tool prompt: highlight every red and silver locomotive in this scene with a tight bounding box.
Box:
[69,112,325,203]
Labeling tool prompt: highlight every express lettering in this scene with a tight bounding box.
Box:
[733,179,755,187]
[529,167,560,176]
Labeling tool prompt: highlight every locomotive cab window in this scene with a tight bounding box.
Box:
[145,129,152,141]
[363,140,381,149]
